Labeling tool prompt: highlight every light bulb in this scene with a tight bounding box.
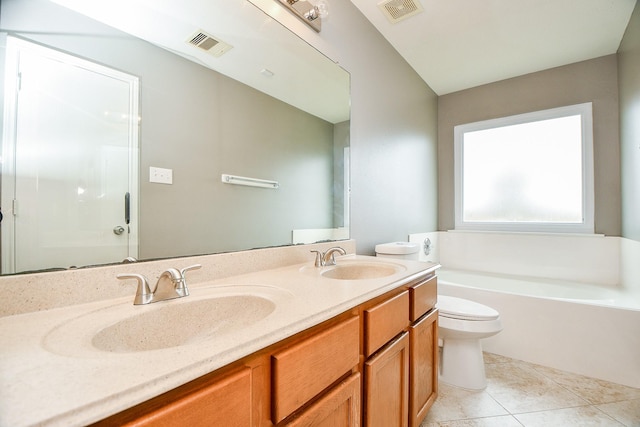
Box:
[314,0,329,18]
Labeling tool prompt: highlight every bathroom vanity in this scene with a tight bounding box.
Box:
[0,250,439,427]
[93,272,438,427]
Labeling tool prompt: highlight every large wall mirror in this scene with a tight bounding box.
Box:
[0,0,350,274]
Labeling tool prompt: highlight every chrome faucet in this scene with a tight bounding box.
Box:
[117,264,201,305]
[310,246,346,267]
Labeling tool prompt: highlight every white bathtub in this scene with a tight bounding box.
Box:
[437,268,640,388]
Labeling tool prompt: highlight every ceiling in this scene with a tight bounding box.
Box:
[48,0,638,103]
[349,0,638,95]
[49,0,350,123]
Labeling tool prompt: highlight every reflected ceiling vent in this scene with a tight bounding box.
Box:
[378,0,424,24]
[187,30,233,57]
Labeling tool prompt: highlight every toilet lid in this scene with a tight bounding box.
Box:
[437,295,500,321]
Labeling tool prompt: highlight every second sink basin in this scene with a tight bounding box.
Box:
[321,263,400,280]
[300,257,407,281]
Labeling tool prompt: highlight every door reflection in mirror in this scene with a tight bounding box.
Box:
[1,37,139,274]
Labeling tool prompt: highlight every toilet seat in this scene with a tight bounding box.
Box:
[437,295,499,321]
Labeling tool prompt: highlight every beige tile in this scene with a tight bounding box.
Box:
[421,415,523,427]
[514,406,624,426]
[426,354,639,427]
[483,352,513,365]
[485,362,587,413]
[596,398,640,427]
[531,364,640,405]
[422,383,509,423]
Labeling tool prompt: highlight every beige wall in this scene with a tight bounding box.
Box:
[272,2,440,255]
[438,55,621,235]
[140,68,336,259]
[619,1,640,241]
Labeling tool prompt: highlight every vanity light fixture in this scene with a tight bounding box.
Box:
[275,0,329,32]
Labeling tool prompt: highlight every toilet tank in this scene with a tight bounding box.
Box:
[375,242,420,261]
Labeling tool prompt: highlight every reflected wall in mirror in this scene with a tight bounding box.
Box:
[0,0,350,274]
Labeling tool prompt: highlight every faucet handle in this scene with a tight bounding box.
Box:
[180,264,202,278]
[176,264,202,296]
[117,273,152,305]
[310,250,324,267]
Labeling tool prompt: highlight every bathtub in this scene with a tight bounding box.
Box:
[436,268,640,388]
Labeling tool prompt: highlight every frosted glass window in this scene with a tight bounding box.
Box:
[454,103,594,233]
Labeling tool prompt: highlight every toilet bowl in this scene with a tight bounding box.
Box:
[437,295,502,390]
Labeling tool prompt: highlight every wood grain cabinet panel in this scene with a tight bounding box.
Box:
[409,309,439,427]
[272,316,360,424]
[119,367,252,427]
[409,276,437,322]
[364,291,409,357]
[364,332,410,427]
[285,373,361,427]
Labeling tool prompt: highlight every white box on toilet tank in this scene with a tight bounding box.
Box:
[375,242,420,260]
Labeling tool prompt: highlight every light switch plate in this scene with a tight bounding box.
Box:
[149,166,173,184]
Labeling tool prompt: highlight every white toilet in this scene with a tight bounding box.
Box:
[437,295,502,390]
[374,241,503,390]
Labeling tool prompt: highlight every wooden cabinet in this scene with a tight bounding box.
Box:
[285,373,361,427]
[364,290,410,357]
[364,332,410,427]
[272,316,360,424]
[363,274,439,427]
[409,309,438,427]
[407,275,439,427]
[409,275,437,322]
[93,367,254,427]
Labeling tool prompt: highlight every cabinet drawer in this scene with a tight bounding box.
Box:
[364,291,409,357]
[285,373,361,427]
[119,367,252,427]
[409,276,437,322]
[272,316,360,424]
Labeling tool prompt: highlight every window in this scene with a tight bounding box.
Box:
[454,103,594,233]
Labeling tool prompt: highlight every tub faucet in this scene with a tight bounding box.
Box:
[117,264,201,305]
[311,247,347,267]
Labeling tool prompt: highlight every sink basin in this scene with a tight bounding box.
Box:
[43,285,291,356]
[320,263,400,280]
[93,295,275,353]
[299,259,407,281]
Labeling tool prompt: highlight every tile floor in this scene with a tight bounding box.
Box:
[421,353,640,426]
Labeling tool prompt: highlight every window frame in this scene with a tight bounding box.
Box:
[454,102,595,234]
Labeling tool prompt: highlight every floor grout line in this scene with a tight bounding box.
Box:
[421,352,640,426]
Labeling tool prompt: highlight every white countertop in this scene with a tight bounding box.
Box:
[0,255,438,427]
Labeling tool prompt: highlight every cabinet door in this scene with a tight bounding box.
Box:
[409,309,439,427]
[364,332,410,427]
[286,373,361,427]
[121,367,252,427]
[272,316,360,423]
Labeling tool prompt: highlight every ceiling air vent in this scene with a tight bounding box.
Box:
[378,0,424,24]
[187,30,233,58]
